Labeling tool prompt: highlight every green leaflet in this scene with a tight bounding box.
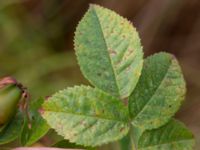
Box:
[0,110,23,145]
[74,4,143,99]
[21,98,50,146]
[138,119,195,150]
[42,85,129,147]
[129,52,186,130]
[118,121,194,150]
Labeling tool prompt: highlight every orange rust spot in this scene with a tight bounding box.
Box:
[122,35,126,38]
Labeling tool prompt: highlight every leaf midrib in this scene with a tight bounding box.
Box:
[44,110,128,123]
[133,58,172,122]
[91,6,120,98]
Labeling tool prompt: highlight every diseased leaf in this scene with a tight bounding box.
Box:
[0,110,23,145]
[74,4,143,99]
[129,52,186,130]
[138,119,195,150]
[21,98,50,146]
[42,85,129,147]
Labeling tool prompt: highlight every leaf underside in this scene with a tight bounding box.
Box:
[42,85,129,147]
[74,4,143,99]
[129,52,186,130]
[138,119,195,150]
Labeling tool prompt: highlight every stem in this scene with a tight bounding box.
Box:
[130,124,144,150]
[122,97,128,106]
[130,133,137,150]
[20,89,32,129]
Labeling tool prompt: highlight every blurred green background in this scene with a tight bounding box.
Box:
[0,0,199,149]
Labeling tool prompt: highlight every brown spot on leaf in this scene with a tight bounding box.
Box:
[122,35,126,39]
[120,127,125,132]
[109,48,117,55]
[123,98,128,106]
[80,120,87,127]
[97,72,102,76]
[79,31,82,35]
[128,49,134,55]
